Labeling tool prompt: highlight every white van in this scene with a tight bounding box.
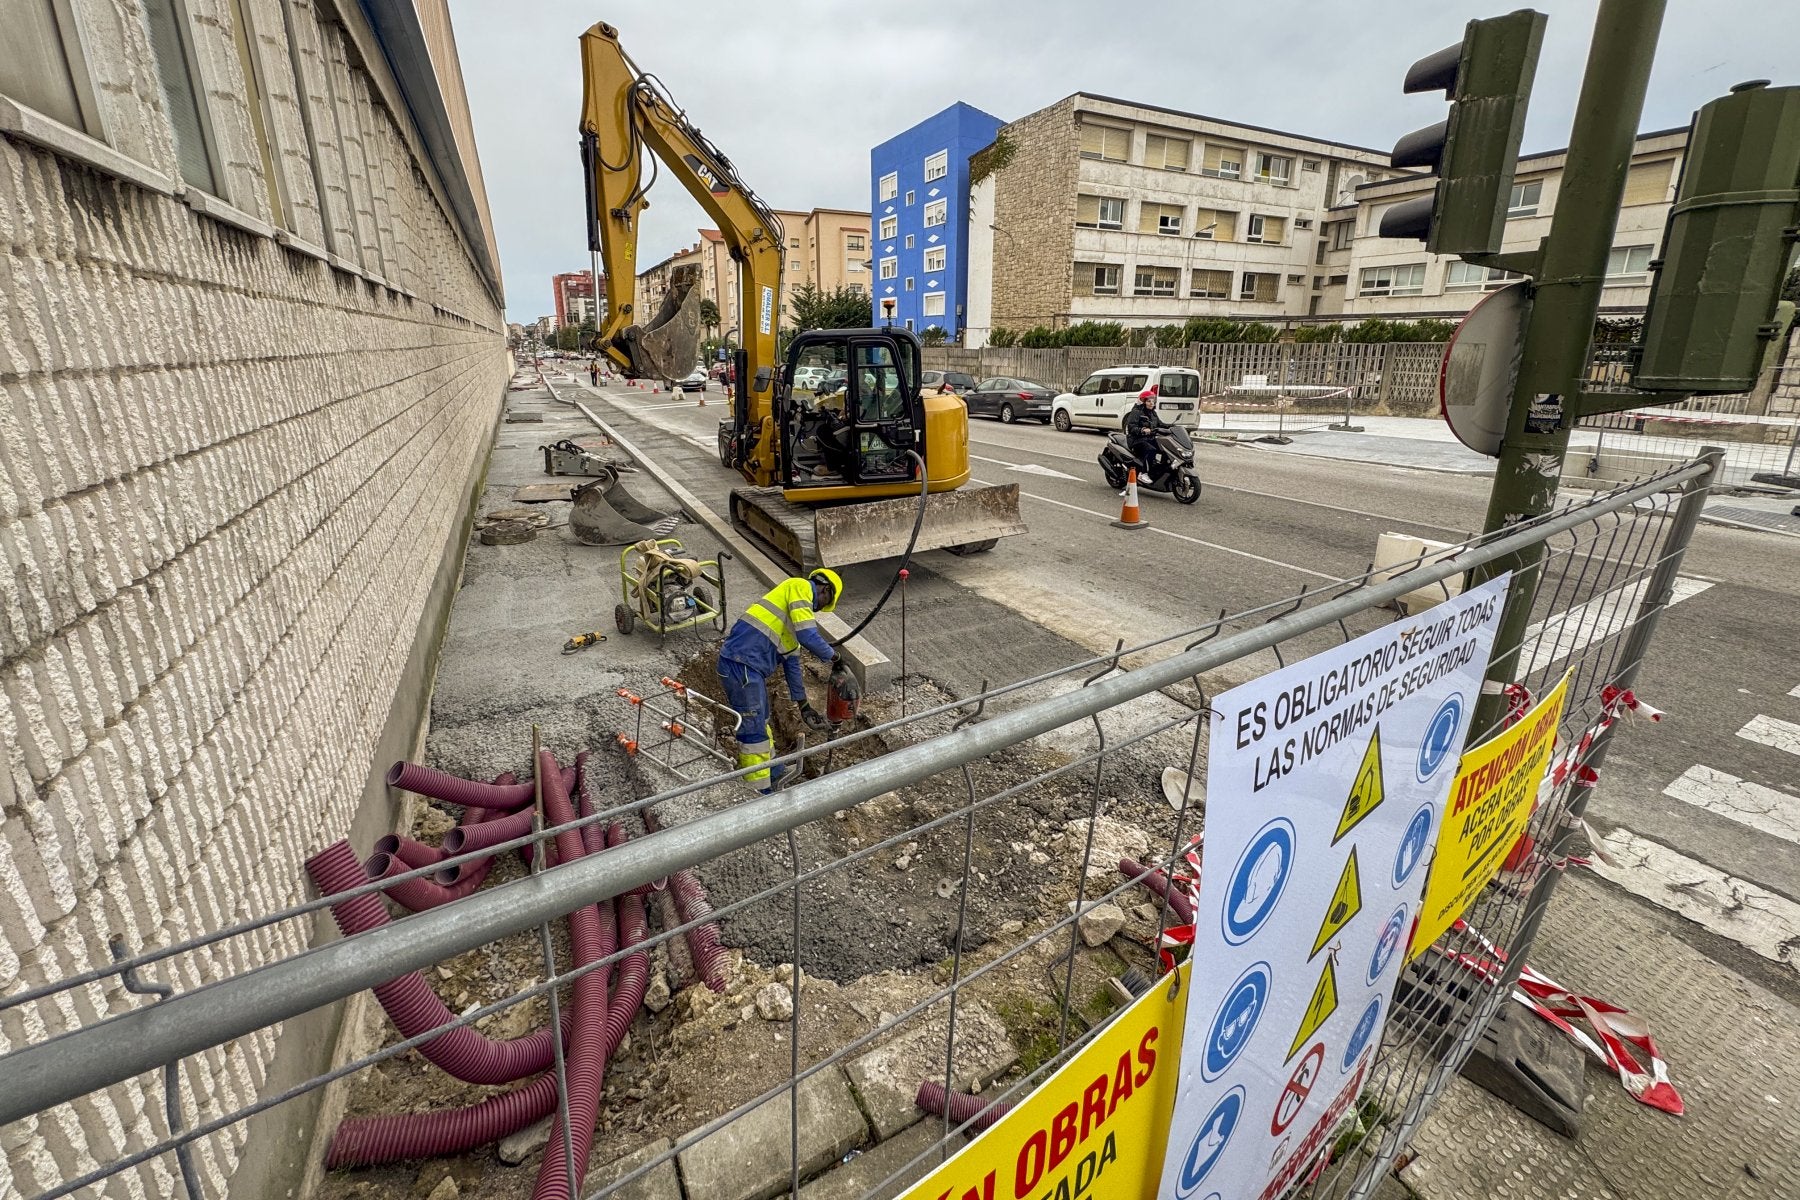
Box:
[1051,366,1203,431]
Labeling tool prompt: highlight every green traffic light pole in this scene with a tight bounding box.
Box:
[1470,0,1666,716]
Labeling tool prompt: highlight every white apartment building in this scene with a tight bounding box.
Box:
[1326,127,1688,318]
[965,93,1398,343]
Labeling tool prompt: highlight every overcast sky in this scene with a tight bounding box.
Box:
[451,1,1800,323]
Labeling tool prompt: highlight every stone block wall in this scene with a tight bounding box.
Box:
[990,99,1079,332]
[0,2,505,1195]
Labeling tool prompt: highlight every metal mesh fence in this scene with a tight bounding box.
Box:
[0,455,1719,1200]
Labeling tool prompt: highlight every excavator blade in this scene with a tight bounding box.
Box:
[569,467,679,545]
[620,263,703,382]
[730,484,1027,569]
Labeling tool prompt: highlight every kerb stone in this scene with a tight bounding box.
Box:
[843,1000,1017,1141]
[676,1068,868,1200]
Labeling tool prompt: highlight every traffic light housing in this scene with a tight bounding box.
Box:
[1634,82,1800,393]
[1382,10,1548,255]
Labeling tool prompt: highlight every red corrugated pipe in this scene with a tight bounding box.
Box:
[602,824,651,1050]
[388,760,536,809]
[1119,857,1196,924]
[306,841,572,1087]
[643,810,728,991]
[374,834,444,871]
[440,804,538,857]
[915,1080,1013,1132]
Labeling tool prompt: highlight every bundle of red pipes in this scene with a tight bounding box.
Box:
[303,750,724,1196]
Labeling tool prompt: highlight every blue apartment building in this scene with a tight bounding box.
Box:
[869,102,1004,340]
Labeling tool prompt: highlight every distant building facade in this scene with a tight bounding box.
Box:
[552,270,596,328]
[691,207,876,336]
[870,102,1004,338]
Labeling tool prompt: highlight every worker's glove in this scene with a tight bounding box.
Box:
[829,659,861,702]
[798,701,829,732]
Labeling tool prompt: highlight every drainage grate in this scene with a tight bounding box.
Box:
[1705,504,1800,536]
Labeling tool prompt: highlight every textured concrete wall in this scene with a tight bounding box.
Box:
[0,2,505,1195]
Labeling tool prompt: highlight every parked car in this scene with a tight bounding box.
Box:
[676,368,709,392]
[791,365,830,392]
[1050,366,1204,431]
[920,369,978,395]
[963,377,1057,424]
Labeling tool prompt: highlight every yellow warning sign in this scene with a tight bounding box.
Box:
[1287,958,1339,1062]
[1333,726,1385,844]
[1309,849,1363,960]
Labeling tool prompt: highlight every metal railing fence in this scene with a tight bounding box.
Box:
[0,454,1720,1200]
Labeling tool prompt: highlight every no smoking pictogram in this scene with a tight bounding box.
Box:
[1271,1043,1325,1136]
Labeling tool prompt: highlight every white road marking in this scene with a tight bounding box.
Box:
[1518,575,1711,677]
[1739,714,1800,758]
[1590,829,1800,970]
[1790,683,1800,699]
[970,454,1081,481]
[1663,765,1800,843]
[972,477,1339,581]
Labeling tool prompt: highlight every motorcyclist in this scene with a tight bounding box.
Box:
[1124,388,1171,486]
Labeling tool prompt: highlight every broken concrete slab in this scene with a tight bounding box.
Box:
[677,1069,868,1200]
[1067,900,1126,946]
[1062,816,1150,881]
[587,1137,681,1200]
[797,1118,959,1200]
[844,1000,1018,1141]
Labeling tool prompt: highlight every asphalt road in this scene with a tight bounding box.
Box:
[567,375,1800,1007]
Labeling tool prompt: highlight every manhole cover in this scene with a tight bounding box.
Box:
[482,506,550,526]
[479,520,538,545]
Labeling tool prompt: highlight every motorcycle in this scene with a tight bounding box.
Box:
[1099,424,1202,505]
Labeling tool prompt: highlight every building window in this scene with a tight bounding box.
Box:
[1605,244,1654,279]
[1255,153,1293,185]
[923,198,947,227]
[1286,274,1305,284]
[922,292,946,317]
[1507,179,1542,218]
[1329,221,1355,251]
[789,238,800,248]
[879,215,897,240]
[924,246,946,273]
[905,234,915,249]
[142,0,220,191]
[1294,217,1313,230]
[848,282,865,295]
[1079,122,1130,162]
[879,257,897,279]
[1357,263,1426,296]
[5,0,100,133]
[1075,262,1121,296]
[905,318,914,330]
[905,276,915,291]
[1200,144,1243,179]
[1623,159,1674,207]
[879,172,898,201]
[1138,202,1184,236]
[1303,158,1322,171]
[924,150,948,182]
[1239,272,1279,302]
[1193,209,1236,241]
[1144,134,1191,171]
[905,189,915,206]
[847,235,865,251]
[1312,275,1324,290]
[790,259,800,272]
[1133,265,1179,297]
[1076,194,1125,230]
[1190,269,1231,299]
[1445,261,1523,291]
[1245,214,1286,245]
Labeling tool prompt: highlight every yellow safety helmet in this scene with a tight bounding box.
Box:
[808,568,843,613]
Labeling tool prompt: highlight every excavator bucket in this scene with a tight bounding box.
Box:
[620,263,703,383]
[731,483,1027,569]
[569,465,680,545]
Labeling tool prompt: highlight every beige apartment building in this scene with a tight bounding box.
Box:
[964,93,1397,342]
[680,208,871,337]
[1327,127,1688,318]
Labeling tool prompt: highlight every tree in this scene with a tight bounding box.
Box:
[788,283,873,331]
[986,327,1018,348]
[920,325,948,346]
[698,298,720,331]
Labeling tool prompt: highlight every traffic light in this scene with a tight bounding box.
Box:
[1382,10,1548,255]
[1634,81,1800,393]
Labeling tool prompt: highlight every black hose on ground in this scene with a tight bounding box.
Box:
[828,449,929,647]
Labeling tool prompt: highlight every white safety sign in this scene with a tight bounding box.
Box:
[1159,573,1508,1200]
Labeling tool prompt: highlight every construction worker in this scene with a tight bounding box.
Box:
[716,569,847,792]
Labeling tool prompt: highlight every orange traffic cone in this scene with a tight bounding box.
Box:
[1113,468,1148,529]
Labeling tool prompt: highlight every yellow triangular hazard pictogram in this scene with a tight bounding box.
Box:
[1334,726,1385,845]
[1309,848,1363,960]
[1288,957,1339,1062]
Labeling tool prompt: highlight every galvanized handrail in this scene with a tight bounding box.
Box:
[0,457,1713,1127]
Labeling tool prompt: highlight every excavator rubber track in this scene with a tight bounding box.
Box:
[730,484,1027,570]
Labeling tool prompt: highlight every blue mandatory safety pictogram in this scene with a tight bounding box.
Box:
[1203,963,1271,1081]
[1174,1088,1245,1198]
[1343,998,1382,1072]
[1393,804,1433,889]
[1368,904,1409,985]
[1222,818,1295,945]
[1417,693,1465,781]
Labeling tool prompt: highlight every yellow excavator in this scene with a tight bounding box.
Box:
[578,22,1025,568]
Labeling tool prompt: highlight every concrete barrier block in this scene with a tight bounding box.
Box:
[677,1067,869,1200]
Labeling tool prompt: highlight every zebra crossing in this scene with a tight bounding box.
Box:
[1590,677,1800,976]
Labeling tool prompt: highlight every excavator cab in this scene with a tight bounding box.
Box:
[781,330,924,489]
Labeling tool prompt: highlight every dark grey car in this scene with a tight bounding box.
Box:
[963,377,1056,423]
[920,369,978,395]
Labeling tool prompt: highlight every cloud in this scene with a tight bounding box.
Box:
[453,0,1799,321]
